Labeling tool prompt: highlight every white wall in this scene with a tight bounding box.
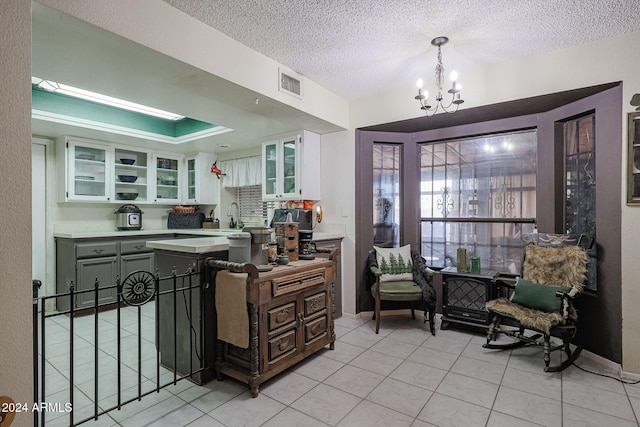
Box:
[37,0,349,131]
[0,1,32,425]
[317,130,356,314]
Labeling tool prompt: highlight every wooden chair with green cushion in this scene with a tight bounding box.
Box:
[367,245,437,335]
[484,232,594,372]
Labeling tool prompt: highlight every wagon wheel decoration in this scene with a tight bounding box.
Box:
[120,270,156,306]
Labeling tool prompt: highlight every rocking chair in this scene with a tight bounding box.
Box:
[484,232,594,372]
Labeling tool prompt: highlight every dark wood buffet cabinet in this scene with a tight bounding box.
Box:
[206,248,339,397]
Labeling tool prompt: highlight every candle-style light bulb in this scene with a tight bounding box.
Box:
[416,78,423,89]
[450,70,458,82]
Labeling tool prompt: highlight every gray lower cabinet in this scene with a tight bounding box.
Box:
[56,235,170,311]
[153,249,224,385]
[120,239,155,279]
[75,255,119,309]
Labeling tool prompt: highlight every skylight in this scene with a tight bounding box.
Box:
[31,77,234,144]
[32,77,185,121]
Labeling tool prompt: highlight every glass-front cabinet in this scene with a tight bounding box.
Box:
[263,141,279,199]
[262,135,300,200]
[65,138,111,202]
[153,154,181,203]
[261,130,321,201]
[187,157,197,200]
[114,148,149,203]
[62,136,221,205]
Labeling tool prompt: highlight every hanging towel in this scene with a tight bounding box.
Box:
[215,270,249,348]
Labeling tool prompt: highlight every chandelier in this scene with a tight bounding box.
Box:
[414,36,464,115]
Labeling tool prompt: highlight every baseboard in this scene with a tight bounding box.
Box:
[579,349,640,381]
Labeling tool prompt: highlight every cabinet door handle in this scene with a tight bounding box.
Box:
[297,312,305,327]
[93,248,104,254]
[134,245,144,250]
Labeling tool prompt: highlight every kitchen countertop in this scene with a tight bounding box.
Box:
[53,228,344,241]
[146,231,344,254]
[146,236,230,254]
[53,228,239,239]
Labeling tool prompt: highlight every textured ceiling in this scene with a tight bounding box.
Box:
[163,0,640,101]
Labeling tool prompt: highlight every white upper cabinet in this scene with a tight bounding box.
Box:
[63,137,112,202]
[61,136,222,205]
[151,153,182,204]
[261,130,320,201]
[184,152,219,205]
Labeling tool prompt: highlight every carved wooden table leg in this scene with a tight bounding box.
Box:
[249,304,260,397]
[330,280,336,349]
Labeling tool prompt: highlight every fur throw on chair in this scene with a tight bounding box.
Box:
[485,245,589,334]
[522,245,589,291]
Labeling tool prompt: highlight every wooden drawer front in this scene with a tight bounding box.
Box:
[268,302,296,331]
[304,292,327,316]
[272,267,325,297]
[283,237,298,249]
[268,329,296,362]
[283,245,299,260]
[305,316,327,343]
[76,242,118,258]
[275,223,298,237]
[120,239,152,254]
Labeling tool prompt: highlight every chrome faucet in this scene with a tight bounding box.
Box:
[227,202,242,229]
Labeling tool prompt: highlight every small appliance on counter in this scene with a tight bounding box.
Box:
[167,212,205,229]
[298,230,316,260]
[244,227,273,271]
[115,204,143,230]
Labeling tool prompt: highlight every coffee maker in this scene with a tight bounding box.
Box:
[298,230,316,260]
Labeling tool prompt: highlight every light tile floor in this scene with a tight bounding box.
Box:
[39,306,640,426]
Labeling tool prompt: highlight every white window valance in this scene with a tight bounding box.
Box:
[218,156,262,188]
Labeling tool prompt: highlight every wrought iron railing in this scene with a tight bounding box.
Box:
[32,267,206,426]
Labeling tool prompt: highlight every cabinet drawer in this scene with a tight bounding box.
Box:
[274,223,298,237]
[271,267,325,297]
[268,302,296,331]
[76,242,118,258]
[268,329,296,362]
[120,239,152,254]
[304,316,327,343]
[304,292,327,316]
[282,238,298,249]
[283,246,299,260]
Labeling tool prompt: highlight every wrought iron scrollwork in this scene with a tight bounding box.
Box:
[120,270,157,306]
[437,187,455,217]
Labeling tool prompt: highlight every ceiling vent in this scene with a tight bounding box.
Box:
[279,67,303,99]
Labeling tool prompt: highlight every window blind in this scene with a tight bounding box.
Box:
[236,185,273,223]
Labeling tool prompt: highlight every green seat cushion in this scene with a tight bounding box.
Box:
[371,280,422,302]
[510,278,571,313]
